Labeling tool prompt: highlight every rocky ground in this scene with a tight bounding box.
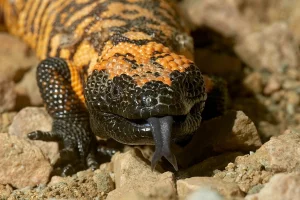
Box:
[1,0,300,199]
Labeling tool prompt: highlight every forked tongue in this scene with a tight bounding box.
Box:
[147,116,178,171]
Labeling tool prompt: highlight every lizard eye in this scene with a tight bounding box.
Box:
[141,91,158,107]
[143,96,152,106]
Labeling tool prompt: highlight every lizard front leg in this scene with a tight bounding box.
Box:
[28,57,98,176]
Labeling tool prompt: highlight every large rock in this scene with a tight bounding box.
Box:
[256,130,300,172]
[235,22,299,73]
[107,149,177,200]
[0,33,38,82]
[177,111,261,167]
[0,184,13,200]
[8,107,58,164]
[178,152,243,179]
[245,173,300,200]
[0,77,16,113]
[181,0,250,38]
[0,133,52,188]
[15,67,43,109]
[214,130,300,192]
[177,177,244,200]
[0,112,16,133]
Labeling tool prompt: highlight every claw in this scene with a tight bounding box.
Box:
[147,116,178,171]
[61,164,75,177]
[28,130,59,141]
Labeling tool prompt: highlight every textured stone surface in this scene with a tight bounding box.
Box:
[0,77,16,113]
[9,169,114,199]
[177,111,261,167]
[0,184,13,200]
[178,152,243,179]
[181,0,250,38]
[0,133,52,188]
[0,112,16,133]
[214,130,300,192]
[245,173,300,200]
[235,23,299,73]
[8,107,58,164]
[15,67,42,109]
[107,149,176,200]
[257,130,300,172]
[0,33,38,82]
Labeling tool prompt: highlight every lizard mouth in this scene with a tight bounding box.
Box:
[101,113,184,170]
[90,107,202,171]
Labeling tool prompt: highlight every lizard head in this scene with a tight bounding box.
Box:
[84,41,206,170]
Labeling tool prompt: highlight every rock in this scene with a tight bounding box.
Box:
[0,112,16,133]
[178,152,243,179]
[282,80,300,90]
[107,149,177,200]
[243,72,263,94]
[8,107,58,164]
[15,66,43,109]
[235,22,299,73]
[214,130,300,192]
[286,91,299,105]
[233,0,300,44]
[177,177,244,200]
[177,111,261,167]
[213,111,261,152]
[263,76,281,95]
[181,0,250,38]
[0,33,38,82]
[186,188,225,200]
[257,130,300,172]
[93,170,115,193]
[214,158,273,193]
[10,169,113,199]
[0,133,52,188]
[48,176,66,186]
[0,184,13,200]
[245,173,300,200]
[0,77,16,112]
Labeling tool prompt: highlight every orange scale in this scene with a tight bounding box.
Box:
[162,47,170,53]
[178,66,185,72]
[174,59,183,66]
[138,79,148,86]
[159,60,168,67]
[181,58,189,64]
[154,45,163,52]
[164,78,172,86]
[146,48,154,54]
[171,53,180,60]
[169,61,178,68]
[165,56,174,62]
[171,67,180,71]
[101,60,108,66]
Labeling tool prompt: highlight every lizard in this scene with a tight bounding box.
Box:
[0,0,226,176]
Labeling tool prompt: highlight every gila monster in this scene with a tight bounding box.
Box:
[1,0,226,175]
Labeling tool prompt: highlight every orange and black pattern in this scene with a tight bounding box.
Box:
[1,0,210,173]
[2,0,194,95]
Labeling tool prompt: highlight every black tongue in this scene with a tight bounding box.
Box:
[147,116,178,171]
